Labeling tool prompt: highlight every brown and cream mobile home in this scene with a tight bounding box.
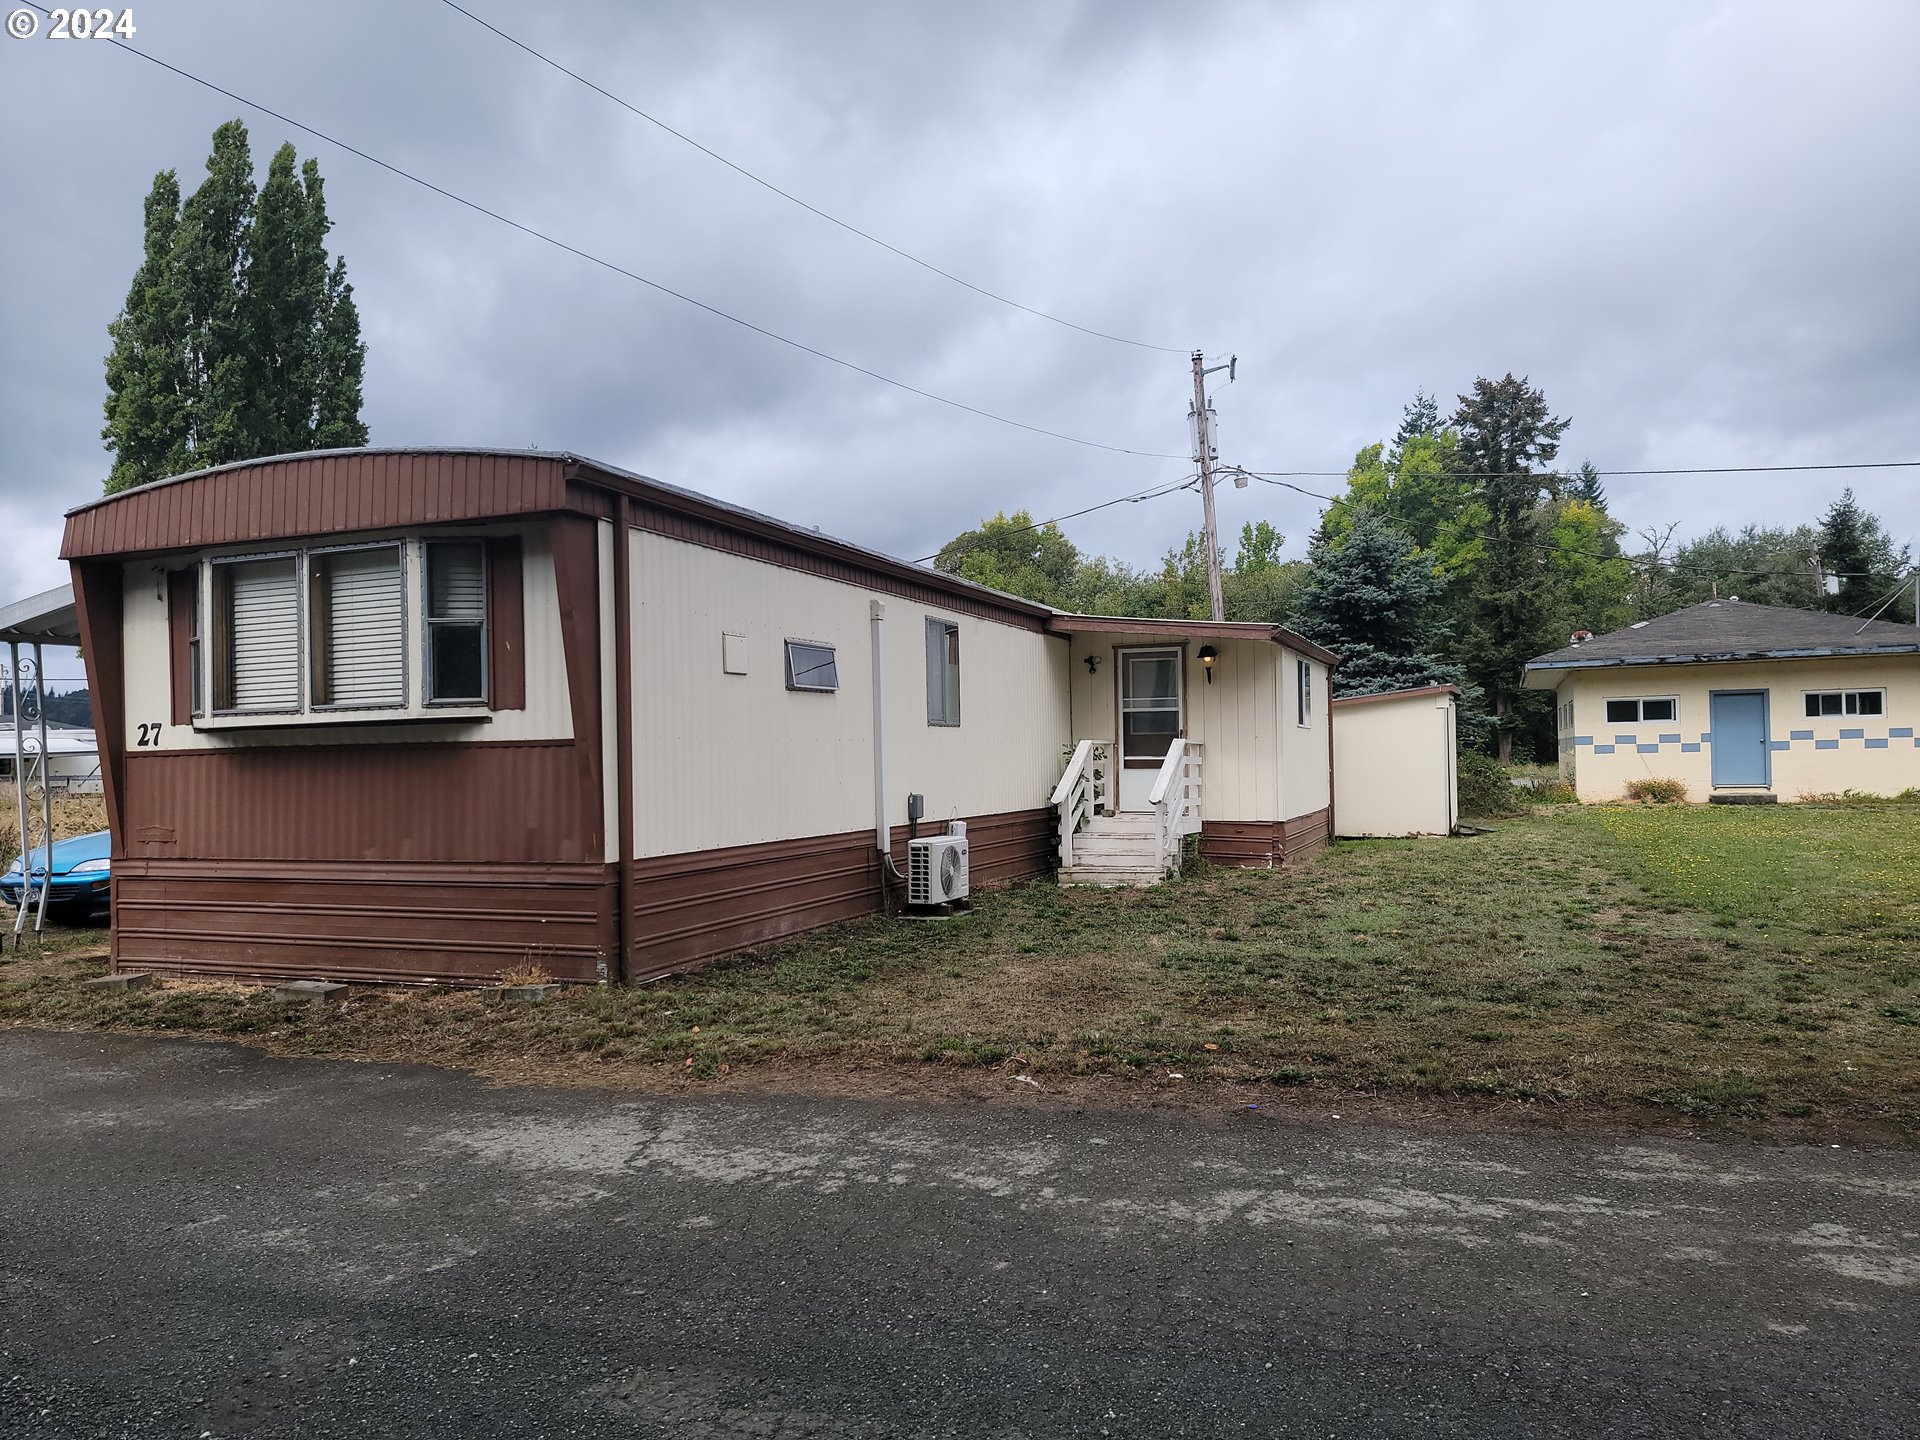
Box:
[61,449,1336,986]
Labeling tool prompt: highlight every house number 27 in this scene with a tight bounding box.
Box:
[134,721,163,747]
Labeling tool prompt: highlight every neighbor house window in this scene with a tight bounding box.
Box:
[784,639,838,692]
[1604,697,1676,724]
[425,541,487,704]
[309,544,406,708]
[926,617,960,726]
[1805,689,1884,718]
[1297,658,1313,726]
[212,554,301,713]
[1560,700,1574,730]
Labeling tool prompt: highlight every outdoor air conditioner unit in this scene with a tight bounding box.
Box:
[907,835,969,906]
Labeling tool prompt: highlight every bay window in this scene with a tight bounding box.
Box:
[193,535,510,722]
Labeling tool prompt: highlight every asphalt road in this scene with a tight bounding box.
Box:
[1,1032,1915,1438]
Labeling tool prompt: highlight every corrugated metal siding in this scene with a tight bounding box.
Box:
[628,530,1069,857]
[626,807,1052,980]
[113,859,613,984]
[62,452,570,558]
[119,744,601,863]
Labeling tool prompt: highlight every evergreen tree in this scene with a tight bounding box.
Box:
[1818,488,1912,619]
[1392,389,1440,451]
[1449,374,1570,760]
[102,170,193,491]
[1292,508,1464,698]
[101,120,367,490]
[1572,460,1605,508]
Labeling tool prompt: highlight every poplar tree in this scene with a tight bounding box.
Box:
[102,120,367,492]
[101,171,193,491]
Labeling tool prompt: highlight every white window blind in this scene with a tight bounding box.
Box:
[223,557,300,711]
[312,547,405,707]
[426,541,487,703]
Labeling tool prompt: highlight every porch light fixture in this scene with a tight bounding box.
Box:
[1084,654,1100,674]
[1197,644,1219,684]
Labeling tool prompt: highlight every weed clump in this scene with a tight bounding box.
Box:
[1625,777,1689,804]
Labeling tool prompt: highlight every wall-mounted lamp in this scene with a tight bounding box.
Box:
[1197,644,1219,684]
[1084,654,1101,674]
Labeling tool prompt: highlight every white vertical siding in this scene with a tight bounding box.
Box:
[627,530,1071,857]
[1062,630,1283,821]
[1279,648,1332,820]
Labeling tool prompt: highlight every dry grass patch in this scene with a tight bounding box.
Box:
[0,786,107,871]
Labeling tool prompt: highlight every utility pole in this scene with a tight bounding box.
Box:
[1189,350,1236,621]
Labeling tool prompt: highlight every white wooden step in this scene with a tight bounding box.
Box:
[1060,865,1163,888]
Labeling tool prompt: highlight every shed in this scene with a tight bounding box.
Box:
[58,448,1341,985]
[1331,685,1459,837]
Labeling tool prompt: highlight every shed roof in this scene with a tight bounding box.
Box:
[1525,599,1920,680]
[1330,683,1460,708]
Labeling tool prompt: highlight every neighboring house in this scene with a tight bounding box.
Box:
[1331,685,1459,837]
[59,448,1338,986]
[1523,600,1920,803]
[0,723,103,793]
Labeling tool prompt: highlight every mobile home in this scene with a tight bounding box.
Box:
[61,448,1337,984]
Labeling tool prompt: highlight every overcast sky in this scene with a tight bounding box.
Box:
[4,0,1918,652]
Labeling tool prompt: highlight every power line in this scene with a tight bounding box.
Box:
[915,473,1198,565]
[1240,471,1892,583]
[59,7,1186,464]
[1238,460,1920,481]
[438,0,1184,356]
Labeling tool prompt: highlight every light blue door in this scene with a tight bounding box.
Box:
[1709,691,1770,787]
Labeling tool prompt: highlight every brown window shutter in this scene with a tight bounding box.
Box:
[166,569,196,725]
[487,535,526,710]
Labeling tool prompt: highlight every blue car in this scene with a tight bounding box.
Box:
[1,830,111,920]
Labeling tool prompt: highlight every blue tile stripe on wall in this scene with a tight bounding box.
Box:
[1574,729,1911,756]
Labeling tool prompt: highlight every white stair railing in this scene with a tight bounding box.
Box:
[1050,739,1112,870]
[1147,740,1204,875]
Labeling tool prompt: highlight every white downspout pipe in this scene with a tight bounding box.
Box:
[870,599,906,886]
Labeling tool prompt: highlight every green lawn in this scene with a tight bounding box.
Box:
[4,802,1917,1133]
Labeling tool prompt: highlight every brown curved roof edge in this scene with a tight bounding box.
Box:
[1046,613,1340,666]
[58,446,1058,629]
[1330,683,1460,707]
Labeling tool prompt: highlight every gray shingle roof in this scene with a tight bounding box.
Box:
[1526,599,1920,673]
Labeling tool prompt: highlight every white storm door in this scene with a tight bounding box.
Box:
[1118,647,1183,810]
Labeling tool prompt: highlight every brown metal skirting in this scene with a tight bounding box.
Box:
[1198,820,1282,868]
[110,859,616,984]
[625,807,1054,982]
[1279,807,1333,864]
[1198,809,1332,869]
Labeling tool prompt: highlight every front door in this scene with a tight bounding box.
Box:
[1118,647,1184,810]
[1709,690,1771,788]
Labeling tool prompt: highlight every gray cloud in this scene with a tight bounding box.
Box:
[3,0,1917,611]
